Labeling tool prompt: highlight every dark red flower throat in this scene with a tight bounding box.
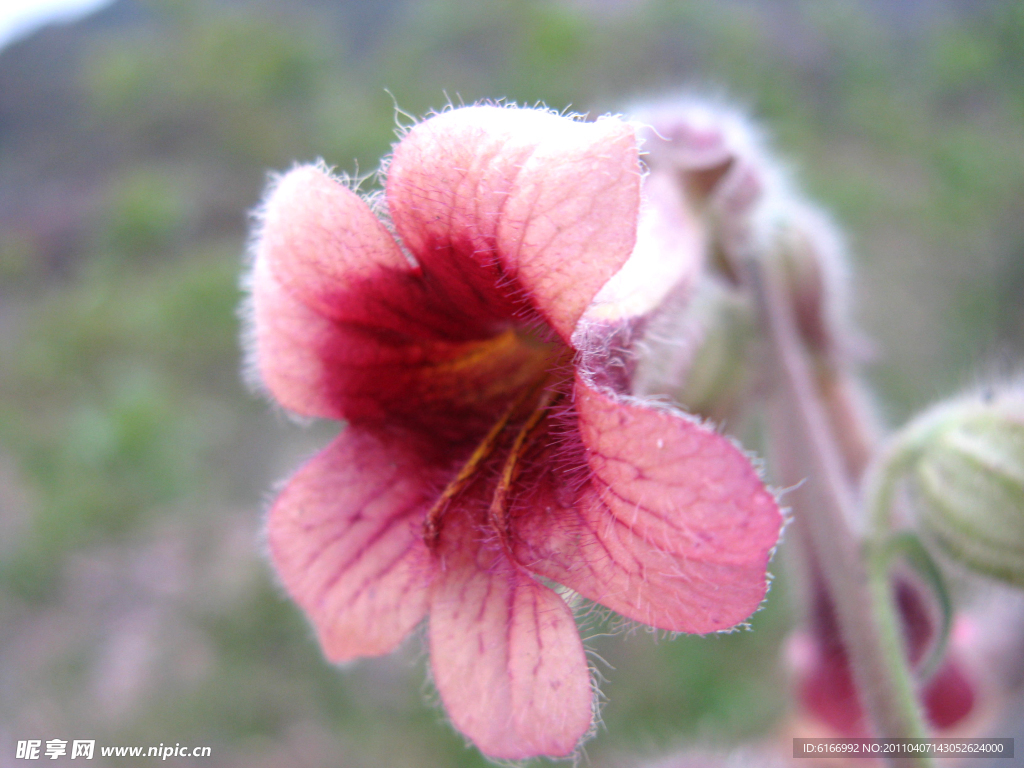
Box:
[420,331,575,555]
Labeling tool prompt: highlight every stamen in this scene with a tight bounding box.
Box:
[423,375,549,548]
[488,388,560,553]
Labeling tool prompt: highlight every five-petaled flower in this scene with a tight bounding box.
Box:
[247,104,783,759]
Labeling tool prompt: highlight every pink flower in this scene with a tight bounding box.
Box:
[788,580,978,737]
[247,105,783,759]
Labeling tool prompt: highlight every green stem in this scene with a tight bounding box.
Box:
[750,259,934,767]
[863,434,953,708]
[863,428,921,541]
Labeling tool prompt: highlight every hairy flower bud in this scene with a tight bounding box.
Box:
[916,403,1024,586]
[633,98,778,279]
[757,198,852,359]
[635,99,765,209]
[898,390,1024,588]
[633,276,758,422]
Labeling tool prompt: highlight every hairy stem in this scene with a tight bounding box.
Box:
[816,360,880,483]
[751,260,934,767]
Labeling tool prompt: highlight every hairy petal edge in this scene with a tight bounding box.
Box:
[430,511,592,759]
[517,374,782,633]
[387,105,642,343]
[267,428,432,662]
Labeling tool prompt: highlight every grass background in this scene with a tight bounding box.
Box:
[1,1,1022,765]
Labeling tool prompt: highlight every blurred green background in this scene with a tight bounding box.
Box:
[1,0,1022,765]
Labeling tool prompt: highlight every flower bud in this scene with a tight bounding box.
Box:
[631,275,758,422]
[632,97,778,281]
[634,98,765,212]
[904,391,1024,588]
[633,98,857,362]
[757,198,851,359]
[673,279,758,420]
[787,580,978,737]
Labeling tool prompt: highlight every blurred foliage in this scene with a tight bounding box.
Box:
[1,0,1022,766]
[0,244,243,594]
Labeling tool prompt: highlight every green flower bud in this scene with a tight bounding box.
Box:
[903,392,1024,588]
[675,280,757,420]
[632,276,758,422]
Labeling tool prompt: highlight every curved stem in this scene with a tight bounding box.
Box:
[863,433,919,544]
[865,543,935,741]
[750,259,934,767]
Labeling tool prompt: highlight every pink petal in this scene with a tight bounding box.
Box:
[581,168,705,327]
[516,375,782,633]
[249,166,553,440]
[249,163,413,419]
[249,257,347,420]
[429,512,592,759]
[387,105,641,343]
[256,165,412,321]
[266,427,433,662]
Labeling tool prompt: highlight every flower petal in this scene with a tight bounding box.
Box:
[266,427,432,662]
[249,165,554,440]
[581,168,704,326]
[256,164,412,322]
[429,512,592,759]
[516,376,782,633]
[387,105,641,343]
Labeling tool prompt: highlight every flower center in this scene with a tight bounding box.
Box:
[422,335,573,553]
